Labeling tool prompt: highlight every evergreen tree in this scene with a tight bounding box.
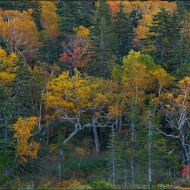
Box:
[90,0,118,78]
[106,127,123,187]
[138,98,166,188]
[175,11,190,79]
[114,2,134,64]
[0,88,15,189]
[56,1,94,40]
[146,8,182,74]
[38,33,61,66]
[10,59,36,118]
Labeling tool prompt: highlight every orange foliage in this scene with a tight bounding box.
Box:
[60,47,90,69]
[0,9,41,55]
[40,2,58,38]
[60,26,91,69]
[159,77,190,116]
[12,117,40,163]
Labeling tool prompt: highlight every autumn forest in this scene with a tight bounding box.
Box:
[1,0,190,189]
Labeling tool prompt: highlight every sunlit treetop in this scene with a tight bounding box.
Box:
[0,47,18,83]
[0,9,41,56]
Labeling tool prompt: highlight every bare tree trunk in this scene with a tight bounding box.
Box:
[116,116,118,130]
[93,126,100,154]
[148,119,152,188]
[58,136,64,187]
[4,119,8,190]
[112,128,116,187]
[119,115,122,131]
[131,115,135,188]
[38,89,44,131]
[124,170,127,188]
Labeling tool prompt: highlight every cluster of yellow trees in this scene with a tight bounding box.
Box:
[1,2,190,184]
[5,49,188,164]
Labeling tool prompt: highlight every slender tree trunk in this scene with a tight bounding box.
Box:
[148,119,152,188]
[93,126,100,154]
[124,170,127,188]
[46,125,49,146]
[38,89,44,130]
[131,113,135,188]
[119,115,122,131]
[112,128,116,187]
[116,116,118,130]
[4,119,8,190]
[100,28,103,64]
[58,136,64,186]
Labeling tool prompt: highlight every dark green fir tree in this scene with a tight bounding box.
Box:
[146,8,182,74]
[89,0,118,78]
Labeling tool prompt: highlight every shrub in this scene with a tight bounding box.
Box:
[90,180,112,189]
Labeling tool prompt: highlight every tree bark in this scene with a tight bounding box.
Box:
[93,126,100,154]
[148,119,152,188]
[131,113,135,188]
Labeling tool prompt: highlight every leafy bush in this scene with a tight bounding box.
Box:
[90,181,112,189]
[177,178,190,187]
[60,179,92,189]
[154,183,180,189]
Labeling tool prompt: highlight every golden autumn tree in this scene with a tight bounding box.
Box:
[0,47,18,84]
[40,2,58,38]
[153,67,174,97]
[12,117,40,163]
[44,70,117,147]
[0,9,41,56]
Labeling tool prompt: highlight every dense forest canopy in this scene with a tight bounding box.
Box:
[1,0,190,189]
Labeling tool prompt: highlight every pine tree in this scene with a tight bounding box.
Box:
[90,0,118,78]
[114,2,134,64]
[10,59,36,118]
[0,88,15,189]
[106,127,123,187]
[138,97,169,188]
[146,8,182,74]
[56,1,94,40]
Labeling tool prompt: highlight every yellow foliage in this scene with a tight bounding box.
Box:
[153,67,174,95]
[108,1,176,40]
[108,105,122,116]
[49,143,58,153]
[12,117,39,163]
[60,179,91,189]
[44,70,122,123]
[0,47,18,83]
[44,71,107,114]
[73,25,90,37]
[40,2,58,33]
[75,147,86,157]
[0,10,41,55]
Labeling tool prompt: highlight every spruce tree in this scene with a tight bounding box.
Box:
[90,0,118,78]
[0,88,15,189]
[56,1,94,40]
[146,8,182,74]
[138,98,169,188]
[106,127,123,187]
[114,2,134,64]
